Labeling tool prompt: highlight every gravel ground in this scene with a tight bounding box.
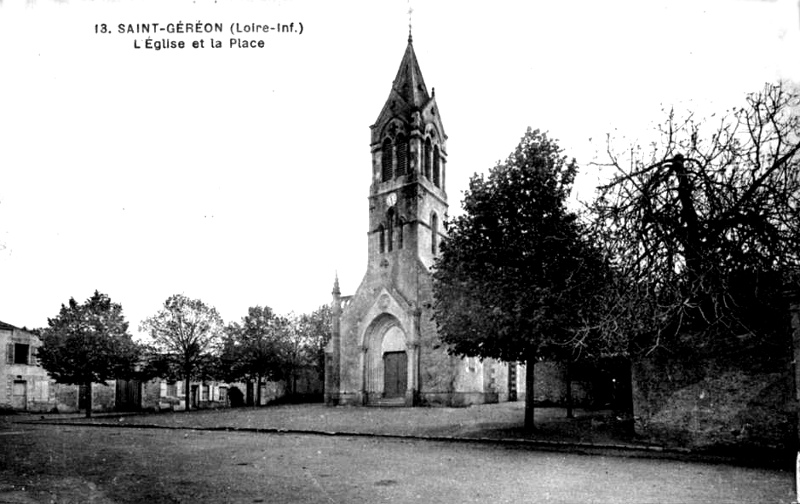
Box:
[1,424,794,504]
[5,401,791,466]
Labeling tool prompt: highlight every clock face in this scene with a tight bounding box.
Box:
[385,193,397,207]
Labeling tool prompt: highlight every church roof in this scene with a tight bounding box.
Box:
[390,35,430,109]
[372,35,433,132]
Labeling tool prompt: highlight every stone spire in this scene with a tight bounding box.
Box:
[389,36,430,110]
[328,272,342,405]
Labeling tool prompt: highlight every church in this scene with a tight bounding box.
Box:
[324,35,523,407]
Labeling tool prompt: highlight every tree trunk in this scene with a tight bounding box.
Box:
[524,357,535,431]
[616,358,635,436]
[85,382,93,418]
[184,376,191,411]
[673,154,702,282]
[565,361,574,419]
[256,374,262,407]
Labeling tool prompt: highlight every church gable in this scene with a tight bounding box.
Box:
[359,288,413,340]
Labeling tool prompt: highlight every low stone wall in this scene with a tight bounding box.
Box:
[530,361,621,408]
[632,357,794,450]
[50,382,116,414]
[532,362,567,405]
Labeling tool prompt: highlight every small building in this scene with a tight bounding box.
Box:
[0,319,115,413]
[1,320,50,411]
[130,378,230,411]
[0,318,307,413]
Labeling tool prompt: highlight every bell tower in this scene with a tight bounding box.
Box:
[328,30,519,408]
[368,33,448,272]
[327,33,467,408]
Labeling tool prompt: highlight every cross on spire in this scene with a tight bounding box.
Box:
[407,1,413,43]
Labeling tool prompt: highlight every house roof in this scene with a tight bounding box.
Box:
[0,320,19,331]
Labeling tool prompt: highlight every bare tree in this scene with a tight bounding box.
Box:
[140,294,223,410]
[590,82,800,358]
[221,306,283,406]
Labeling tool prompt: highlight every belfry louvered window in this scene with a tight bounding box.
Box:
[378,224,386,253]
[424,138,432,180]
[381,138,393,182]
[387,208,395,252]
[395,135,407,177]
[433,146,441,188]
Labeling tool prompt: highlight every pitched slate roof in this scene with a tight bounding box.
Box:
[390,35,430,110]
[0,320,19,331]
[371,35,444,143]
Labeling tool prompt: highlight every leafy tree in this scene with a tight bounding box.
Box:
[137,346,182,382]
[139,294,223,410]
[433,128,608,429]
[220,305,331,405]
[277,313,327,398]
[297,304,332,389]
[218,325,249,391]
[221,306,284,406]
[590,82,800,361]
[38,291,140,417]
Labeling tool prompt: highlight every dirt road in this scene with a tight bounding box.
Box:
[0,422,793,503]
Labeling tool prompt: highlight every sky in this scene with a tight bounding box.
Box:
[1,0,798,338]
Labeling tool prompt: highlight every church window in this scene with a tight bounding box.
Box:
[387,208,395,252]
[431,212,438,255]
[440,158,446,192]
[398,218,405,249]
[424,138,432,180]
[381,138,393,182]
[433,146,441,188]
[378,224,385,253]
[395,135,407,177]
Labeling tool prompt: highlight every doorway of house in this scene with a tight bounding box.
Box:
[115,379,142,411]
[11,380,27,410]
[383,351,407,398]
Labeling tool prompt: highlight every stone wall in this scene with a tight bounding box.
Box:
[523,360,622,408]
[142,380,167,410]
[531,362,565,404]
[290,366,323,398]
[632,355,794,450]
[50,382,116,414]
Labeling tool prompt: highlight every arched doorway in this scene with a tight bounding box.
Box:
[362,316,409,403]
[381,326,407,398]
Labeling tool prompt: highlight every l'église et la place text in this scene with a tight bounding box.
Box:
[95,22,303,50]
